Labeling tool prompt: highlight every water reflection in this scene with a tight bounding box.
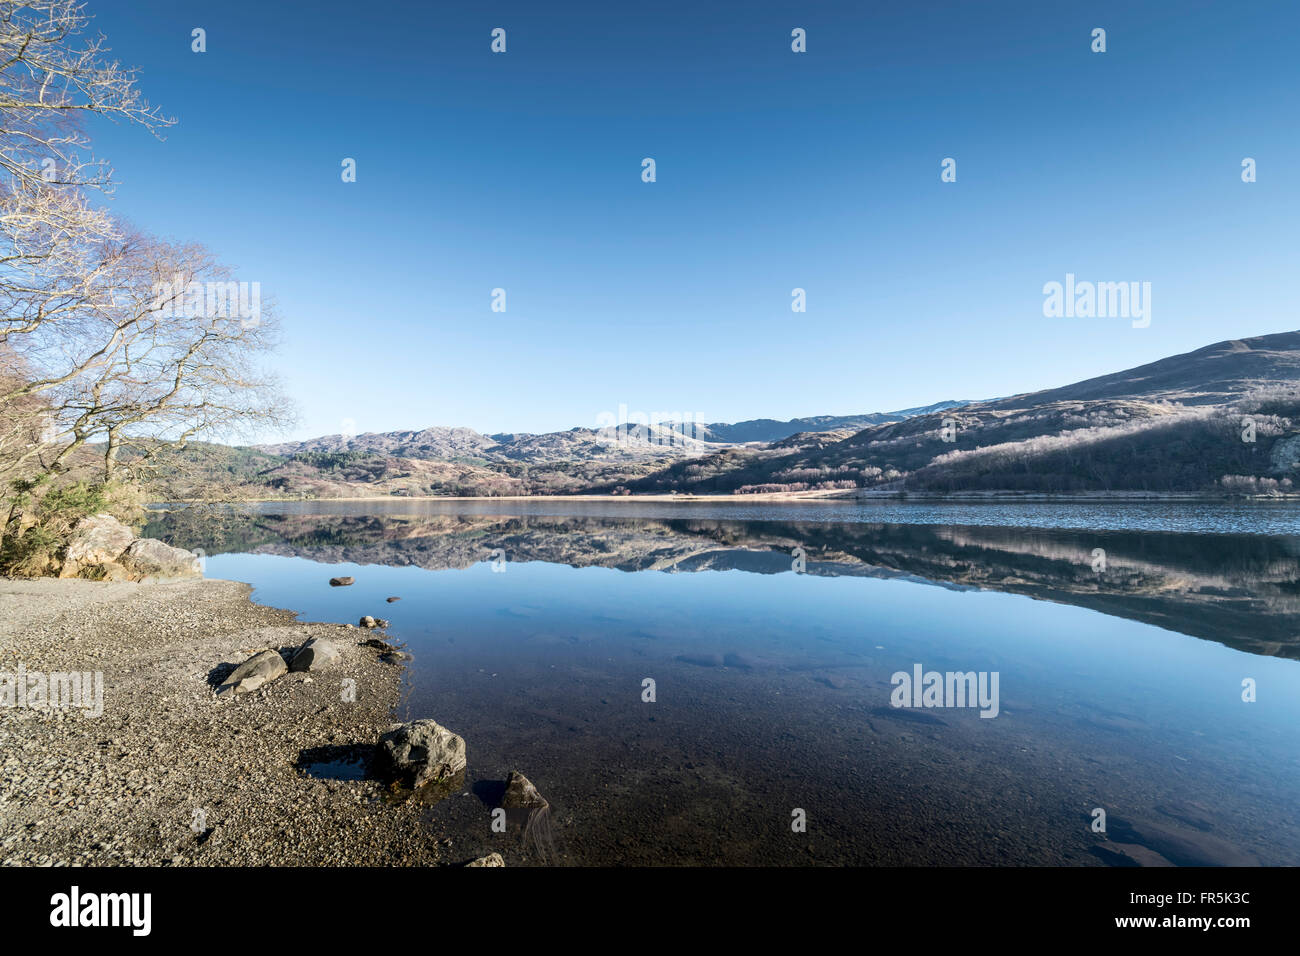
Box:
[150,508,1300,662]
[145,505,1300,866]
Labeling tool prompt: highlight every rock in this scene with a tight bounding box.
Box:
[217,649,288,695]
[1127,820,1257,867]
[99,563,132,582]
[329,576,354,587]
[359,616,389,629]
[386,597,400,603]
[378,719,466,789]
[1108,815,1258,866]
[1154,800,1216,832]
[502,771,548,810]
[60,513,134,577]
[1094,842,1175,867]
[676,653,724,667]
[289,638,341,672]
[119,538,201,580]
[500,771,554,861]
[466,853,504,867]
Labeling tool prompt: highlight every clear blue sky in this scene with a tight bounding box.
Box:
[87,0,1300,441]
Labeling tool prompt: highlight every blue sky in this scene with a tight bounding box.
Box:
[86,0,1300,440]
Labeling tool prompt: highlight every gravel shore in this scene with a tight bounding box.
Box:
[0,576,443,866]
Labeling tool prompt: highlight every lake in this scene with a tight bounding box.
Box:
[147,500,1300,866]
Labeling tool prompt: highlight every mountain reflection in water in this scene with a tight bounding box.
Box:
[150,507,1300,662]
[146,504,1300,866]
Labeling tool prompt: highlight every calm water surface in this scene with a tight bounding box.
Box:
[149,501,1300,866]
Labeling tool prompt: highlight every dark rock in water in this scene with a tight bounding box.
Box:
[1154,800,1215,832]
[1079,709,1147,733]
[502,771,547,810]
[465,852,504,867]
[676,653,723,667]
[869,705,948,726]
[380,650,412,665]
[289,637,341,672]
[501,771,555,862]
[814,674,851,689]
[1092,842,1175,867]
[218,649,287,695]
[723,653,757,670]
[386,596,401,603]
[1108,816,1257,866]
[329,576,355,587]
[378,719,466,789]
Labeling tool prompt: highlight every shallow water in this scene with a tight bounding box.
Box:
[149,502,1300,866]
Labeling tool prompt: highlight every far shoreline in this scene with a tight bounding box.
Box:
[148,490,1300,506]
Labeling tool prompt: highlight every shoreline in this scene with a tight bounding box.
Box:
[0,575,442,866]
[149,490,1300,506]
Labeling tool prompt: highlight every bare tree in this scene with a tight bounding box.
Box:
[1,1,176,482]
[0,3,292,559]
[1,227,293,485]
[0,0,171,189]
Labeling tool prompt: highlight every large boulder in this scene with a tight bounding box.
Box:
[217,649,288,695]
[59,513,134,578]
[119,538,201,580]
[378,719,466,789]
[289,637,341,672]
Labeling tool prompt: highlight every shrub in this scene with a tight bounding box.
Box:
[0,479,142,576]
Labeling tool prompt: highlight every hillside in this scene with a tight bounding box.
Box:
[619,331,1300,497]
[136,330,1300,500]
[982,331,1300,410]
[676,401,971,444]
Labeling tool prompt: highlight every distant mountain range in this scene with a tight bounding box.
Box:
[146,331,1300,499]
[667,401,972,444]
[254,400,972,461]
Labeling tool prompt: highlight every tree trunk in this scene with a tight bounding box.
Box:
[104,429,120,481]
